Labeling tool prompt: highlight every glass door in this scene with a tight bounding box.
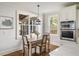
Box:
[19,15,37,36]
[50,16,58,34]
[19,14,29,36]
[30,17,37,33]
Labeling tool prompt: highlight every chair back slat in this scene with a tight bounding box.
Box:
[42,35,49,44]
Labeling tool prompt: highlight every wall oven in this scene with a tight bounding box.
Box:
[61,30,76,41]
[60,21,76,41]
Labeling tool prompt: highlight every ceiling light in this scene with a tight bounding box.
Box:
[35,4,41,25]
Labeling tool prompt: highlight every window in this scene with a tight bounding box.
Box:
[50,16,58,34]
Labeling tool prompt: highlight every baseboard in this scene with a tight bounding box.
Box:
[0,47,22,56]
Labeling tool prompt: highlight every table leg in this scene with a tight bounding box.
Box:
[29,42,32,56]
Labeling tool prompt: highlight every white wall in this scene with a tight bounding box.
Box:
[0,6,22,55]
[42,14,50,34]
[0,6,42,55]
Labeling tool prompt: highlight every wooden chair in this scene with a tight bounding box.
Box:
[36,35,50,55]
[23,36,37,56]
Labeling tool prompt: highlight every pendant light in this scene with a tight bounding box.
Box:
[35,4,41,25]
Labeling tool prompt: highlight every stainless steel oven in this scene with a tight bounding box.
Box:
[60,21,76,41]
[61,30,76,41]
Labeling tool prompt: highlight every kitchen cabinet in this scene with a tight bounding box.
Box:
[59,5,79,44]
[60,5,76,21]
[76,9,79,44]
[77,10,79,29]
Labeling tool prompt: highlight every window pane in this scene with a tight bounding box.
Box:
[50,16,58,34]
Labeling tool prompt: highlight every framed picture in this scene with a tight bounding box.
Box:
[0,16,13,29]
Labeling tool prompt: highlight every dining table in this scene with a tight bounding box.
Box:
[24,33,50,56]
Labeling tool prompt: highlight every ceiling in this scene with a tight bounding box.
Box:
[0,2,77,14]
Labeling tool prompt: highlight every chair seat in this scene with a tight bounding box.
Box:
[36,39,49,46]
[36,39,42,43]
[24,41,37,48]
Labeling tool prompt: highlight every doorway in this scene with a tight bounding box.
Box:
[18,14,37,36]
[49,14,60,45]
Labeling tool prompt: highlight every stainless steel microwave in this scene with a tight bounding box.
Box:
[60,21,75,30]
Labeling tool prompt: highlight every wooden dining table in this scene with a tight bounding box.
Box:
[24,33,50,56]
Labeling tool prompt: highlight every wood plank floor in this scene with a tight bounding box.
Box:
[4,44,58,56]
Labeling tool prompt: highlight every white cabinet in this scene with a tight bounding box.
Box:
[60,8,67,21]
[60,5,76,21]
[76,9,79,44]
[77,10,79,29]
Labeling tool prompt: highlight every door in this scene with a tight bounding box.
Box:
[19,15,37,35]
[50,14,60,45]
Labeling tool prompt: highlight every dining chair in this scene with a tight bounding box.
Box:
[36,35,50,55]
[23,35,38,56]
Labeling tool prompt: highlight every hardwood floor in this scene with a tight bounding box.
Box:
[4,44,58,56]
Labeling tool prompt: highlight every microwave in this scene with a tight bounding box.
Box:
[60,21,75,30]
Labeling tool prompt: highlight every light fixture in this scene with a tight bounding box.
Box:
[35,4,41,25]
